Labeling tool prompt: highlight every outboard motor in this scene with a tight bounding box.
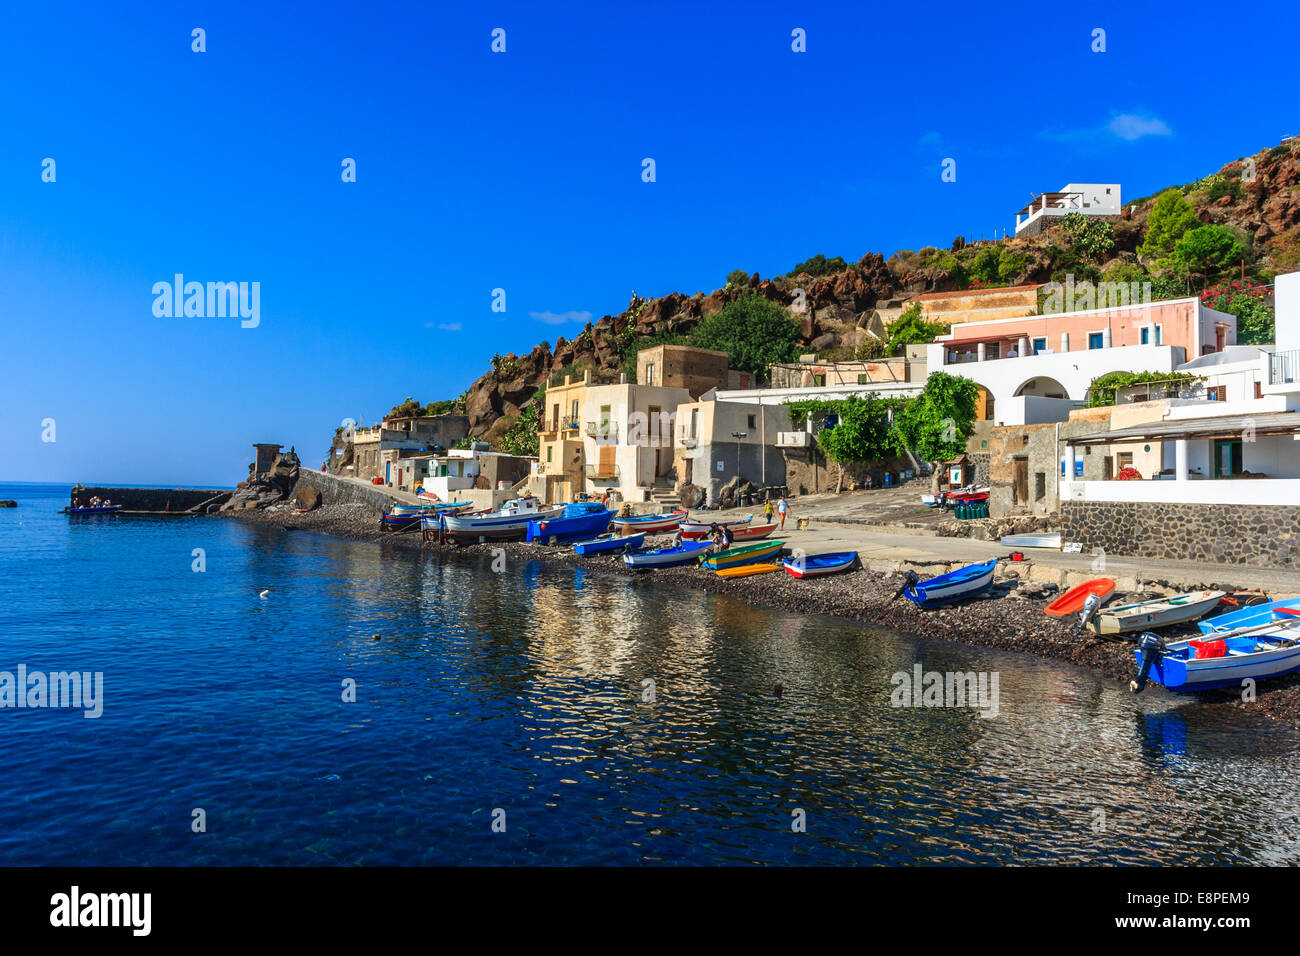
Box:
[1077,592,1102,633]
[890,569,920,602]
[1130,631,1164,694]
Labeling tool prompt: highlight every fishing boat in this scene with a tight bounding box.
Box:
[611,509,688,534]
[678,515,754,538]
[894,560,998,610]
[622,540,714,569]
[1044,578,1116,617]
[64,504,124,516]
[380,511,424,530]
[715,563,781,579]
[1000,532,1062,549]
[440,497,565,543]
[572,532,646,556]
[526,503,614,544]
[783,551,858,579]
[682,521,776,542]
[1197,596,1295,634]
[699,540,785,571]
[1089,590,1226,636]
[1130,619,1300,692]
[392,500,469,515]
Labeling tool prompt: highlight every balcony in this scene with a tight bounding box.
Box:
[561,415,581,431]
[1270,348,1300,385]
[585,421,619,442]
[776,431,809,447]
[583,463,621,482]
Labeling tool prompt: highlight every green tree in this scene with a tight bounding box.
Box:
[884,304,949,353]
[815,395,895,492]
[788,254,849,277]
[1138,190,1199,262]
[726,269,750,287]
[1173,224,1247,279]
[892,372,979,466]
[690,292,801,379]
[1062,212,1116,261]
[968,245,1003,284]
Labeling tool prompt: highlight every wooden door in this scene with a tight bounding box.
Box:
[1013,457,1028,505]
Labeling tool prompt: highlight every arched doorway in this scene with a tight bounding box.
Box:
[1013,376,1070,400]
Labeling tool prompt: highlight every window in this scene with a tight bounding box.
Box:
[1140,327,1150,345]
[858,373,869,384]
[1117,452,1133,471]
[1034,472,1046,501]
[571,398,579,420]
[747,414,757,429]
[985,342,1001,360]
[1032,337,1047,355]
[1255,381,1263,400]
[1208,386,1226,402]
[546,446,553,463]
[1155,325,1163,344]
[1088,332,1104,350]
[813,374,826,387]
[645,362,655,385]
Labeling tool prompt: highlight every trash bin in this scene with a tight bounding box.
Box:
[883,473,893,488]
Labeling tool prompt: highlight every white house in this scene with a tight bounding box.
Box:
[1014,183,1121,236]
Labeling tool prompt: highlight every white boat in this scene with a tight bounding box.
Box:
[1000,532,1062,549]
[1132,619,1300,692]
[439,498,564,543]
[1091,590,1226,636]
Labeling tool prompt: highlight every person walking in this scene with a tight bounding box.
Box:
[763,498,774,524]
[777,495,789,530]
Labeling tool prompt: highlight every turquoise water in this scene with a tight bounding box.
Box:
[3,481,1300,865]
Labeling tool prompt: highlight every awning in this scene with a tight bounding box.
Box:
[1067,412,1300,445]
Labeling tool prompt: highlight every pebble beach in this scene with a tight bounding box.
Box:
[228,501,1300,728]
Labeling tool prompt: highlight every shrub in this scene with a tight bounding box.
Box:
[1173,224,1247,278]
[788,254,849,277]
[691,292,801,379]
[885,304,948,353]
[726,269,750,287]
[1138,190,1199,262]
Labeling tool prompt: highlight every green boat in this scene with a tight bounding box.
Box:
[699,540,785,571]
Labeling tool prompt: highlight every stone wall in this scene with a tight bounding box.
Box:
[783,449,914,496]
[69,486,230,511]
[287,469,404,513]
[1061,501,1300,568]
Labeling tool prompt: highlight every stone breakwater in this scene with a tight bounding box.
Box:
[224,502,1300,728]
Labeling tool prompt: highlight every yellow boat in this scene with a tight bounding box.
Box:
[715,562,782,579]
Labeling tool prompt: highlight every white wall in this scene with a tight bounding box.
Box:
[1277,271,1300,354]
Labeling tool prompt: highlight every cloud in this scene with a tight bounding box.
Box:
[529,309,592,325]
[424,321,462,331]
[1040,111,1173,144]
[1108,113,1172,141]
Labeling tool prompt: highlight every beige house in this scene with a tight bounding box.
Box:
[672,396,790,502]
[580,382,691,503]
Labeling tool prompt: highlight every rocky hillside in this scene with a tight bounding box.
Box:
[456,139,1300,443]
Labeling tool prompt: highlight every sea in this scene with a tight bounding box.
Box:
[3,480,1300,865]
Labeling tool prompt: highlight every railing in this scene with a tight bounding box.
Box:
[1270,348,1300,385]
[776,432,809,447]
[561,415,581,431]
[583,464,620,481]
[585,421,619,441]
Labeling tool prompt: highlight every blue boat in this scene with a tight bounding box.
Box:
[573,532,646,556]
[1131,621,1300,692]
[895,560,998,609]
[783,551,858,578]
[64,505,124,516]
[623,540,713,570]
[526,503,614,544]
[1197,597,1300,634]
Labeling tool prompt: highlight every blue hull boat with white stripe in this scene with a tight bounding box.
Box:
[526,504,615,544]
[622,540,713,569]
[573,532,646,556]
[1132,620,1300,692]
[1197,598,1300,634]
[898,560,998,609]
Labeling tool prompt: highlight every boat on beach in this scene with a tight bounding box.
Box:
[699,540,785,571]
[783,551,858,579]
[622,540,713,569]
[1044,578,1116,617]
[1198,597,1298,634]
[572,531,646,556]
[525,503,614,544]
[682,521,776,542]
[1089,590,1226,636]
[440,497,565,543]
[611,509,688,534]
[1131,619,1300,692]
[895,560,998,609]
[678,515,754,538]
[715,563,781,579]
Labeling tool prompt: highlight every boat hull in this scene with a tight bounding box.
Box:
[1093,591,1225,635]
[526,508,614,544]
[1198,598,1300,634]
[715,563,781,579]
[611,510,687,534]
[1044,578,1116,617]
[903,560,997,609]
[699,541,785,571]
[573,532,645,555]
[1000,532,1062,549]
[441,503,565,542]
[1136,630,1300,691]
[623,541,713,569]
[783,551,858,578]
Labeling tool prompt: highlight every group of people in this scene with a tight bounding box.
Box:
[763,495,790,530]
[73,495,112,510]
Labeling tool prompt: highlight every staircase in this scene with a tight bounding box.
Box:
[647,479,678,509]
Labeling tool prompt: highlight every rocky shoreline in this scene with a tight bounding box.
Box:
[225,502,1300,729]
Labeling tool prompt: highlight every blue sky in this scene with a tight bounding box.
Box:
[3,0,1297,485]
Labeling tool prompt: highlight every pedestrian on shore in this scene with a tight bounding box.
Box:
[763,498,774,523]
[777,495,789,530]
